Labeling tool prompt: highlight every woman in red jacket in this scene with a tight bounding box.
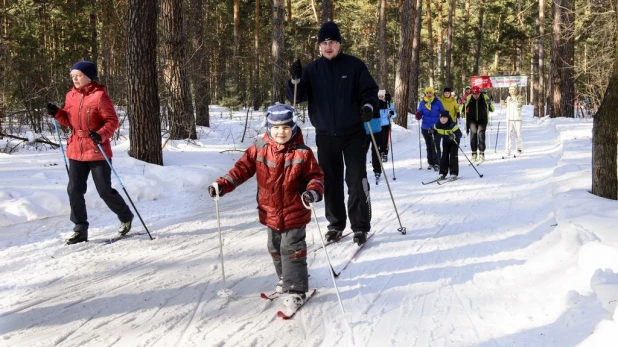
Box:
[208,104,324,311]
[47,61,133,244]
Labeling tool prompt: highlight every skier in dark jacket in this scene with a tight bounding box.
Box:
[286,21,379,246]
[465,86,494,163]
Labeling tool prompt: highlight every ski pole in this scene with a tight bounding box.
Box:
[417,119,422,170]
[302,199,346,315]
[95,143,154,240]
[389,127,396,180]
[454,139,483,178]
[494,120,501,153]
[51,118,69,176]
[212,183,232,298]
[367,125,407,235]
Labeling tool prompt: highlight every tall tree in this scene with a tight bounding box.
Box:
[378,0,387,88]
[394,0,415,129]
[559,0,575,118]
[253,0,262,110]
[127,0,162,165]
[445,0,455,88]
[272,0,286,104]
[161,0,196,139]
[189,0,211,127]
[425,0,435,87]
[591,21,618,200]
[322,0,333,23]
[549,0,562,117]
[534,0,546,118]
[408,0,423,112]
[473,1,485,75]
[233,0,241,99]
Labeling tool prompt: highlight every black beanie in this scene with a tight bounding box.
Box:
[71,61,97,81]
[443,87,452,93]
[439,110,451,119]
[318,21,342,43]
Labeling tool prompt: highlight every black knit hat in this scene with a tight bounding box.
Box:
[318,21,342,43]
[439,110,451,119]
[71,61,97,81]
[443,87,452,93]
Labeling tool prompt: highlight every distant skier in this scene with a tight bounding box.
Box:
[363,101,382,183]
[416,87,445,171]
[208,104,324,311]
[47,61,134,245]
[465,86,494,163]
[378,90,397,162]
[433,111,462,180]
[502,84,524,157]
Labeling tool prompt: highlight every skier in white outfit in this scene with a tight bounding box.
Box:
[502,84,524,156]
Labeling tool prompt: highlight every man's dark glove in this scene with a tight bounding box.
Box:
[47,103,59,117]
[428,128,434,134]
[89,130,102,145]
[302,190,322,204]
[289,59,302,80]
[389,110,395,116]
[361,106,373,122]
[415,112,422,120]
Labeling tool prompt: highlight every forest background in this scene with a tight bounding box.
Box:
[0,0,617,198]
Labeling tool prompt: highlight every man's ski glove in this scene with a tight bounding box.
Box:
[208,183,221,198]
[289,59,302,80]
[302,190,322,204]
[389,110,395,116]
[89,130,102,144]
[415,112,422,120]
[449,133,457,140]
[428,128,434,135]
[361,106,373,122]
[47,103,59,117]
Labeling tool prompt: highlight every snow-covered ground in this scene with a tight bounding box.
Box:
[1,105,617,347]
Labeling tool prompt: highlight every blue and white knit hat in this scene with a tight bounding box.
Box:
[264,104,298,133]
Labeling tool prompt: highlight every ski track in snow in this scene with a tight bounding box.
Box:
[1,110,611,346]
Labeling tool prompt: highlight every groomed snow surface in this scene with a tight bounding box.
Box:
[1,106,617,347]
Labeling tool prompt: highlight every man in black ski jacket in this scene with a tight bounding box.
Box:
[286,21,379,246]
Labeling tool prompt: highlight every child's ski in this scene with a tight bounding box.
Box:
[276,289,318,320]
[260,292,282,301]
[422,177,445,185]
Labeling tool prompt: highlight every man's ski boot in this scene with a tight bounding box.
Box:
[353,231,368,246]
[479,152,485,163]
[433,164,440,171]
[471,152,478,163]
[325,229,343,242]
[381,152,388,162]
[275,279,284,294]
[437,175,446,181]
[375,172,381,185]
[66,230,88,245]
[283,291,307,310]
[118,217,133,236]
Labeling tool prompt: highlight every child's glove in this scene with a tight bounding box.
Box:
[89,130,102,145]
[302,190,322,204]
[449,133,456,140]
[208,183,221,198]
[415,112,422,120]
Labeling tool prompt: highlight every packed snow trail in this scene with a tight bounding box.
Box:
[1,109,613,346]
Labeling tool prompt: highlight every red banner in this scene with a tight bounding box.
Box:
[470,76,492,89]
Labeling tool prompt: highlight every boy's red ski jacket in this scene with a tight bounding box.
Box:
[216,129,324,231]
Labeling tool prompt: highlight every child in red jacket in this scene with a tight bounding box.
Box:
[208,104,324,310]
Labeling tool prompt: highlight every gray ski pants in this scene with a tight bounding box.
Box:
[267,226,309,293]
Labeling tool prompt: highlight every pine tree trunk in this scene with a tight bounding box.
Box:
[445,0,455,88]
[394,0,415,129]
[472,2,484,76]
[161,0,196,139]
[321,0,333,23]
[189,0,210,127]
[253,0,262,110]
[591,30,618,200]
[127,0,162,165]
[559,0,575,118]
[425,0,435,87]
[408,0,423,112]
[271,0,286,104]
[534,0,546,118]
[378,0,387,88]
[549,0,562,118]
